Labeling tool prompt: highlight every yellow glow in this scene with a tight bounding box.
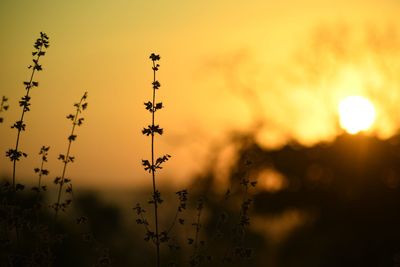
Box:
[258,168,287,192]
[338,96,376,134]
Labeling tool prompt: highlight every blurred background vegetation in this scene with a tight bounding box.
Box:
[3,131,400,266]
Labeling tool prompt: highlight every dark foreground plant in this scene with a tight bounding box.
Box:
[136,53,173,267]
[0,96,9,123]
[53,92,88,220]
[6,32,49,190]
[188,198,209,266]
[33,146,50,193]
[184,158,257,267]
[221,159,256,265]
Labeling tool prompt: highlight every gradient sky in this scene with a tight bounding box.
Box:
[1,0,400,189]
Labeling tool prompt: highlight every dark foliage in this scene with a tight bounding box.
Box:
[53,92,88,219]
[0,96,9,123]
[6,32,49,189]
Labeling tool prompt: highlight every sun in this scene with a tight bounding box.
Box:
[338,96,376,134]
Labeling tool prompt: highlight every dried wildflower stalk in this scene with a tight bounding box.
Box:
[188,198,209,267]
[6,32,49,190]
[53,92,88,220]
[165,189,188,235]
[221,160,257,264]
[140,53,171,267]
[0,96,9,123]
[32,146,50,193]
[135,54,190,267]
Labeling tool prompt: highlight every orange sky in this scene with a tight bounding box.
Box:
[1,0,400,189]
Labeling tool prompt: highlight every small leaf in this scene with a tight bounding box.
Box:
[77,118,84,126]
[152,81,161,89]
[144,101,153,111]
[66,185,73,193]
[149,53,161,61]
[142,127,152,136]
[54,177,61,184]
[155,102,163,110]
[142,160,153,172]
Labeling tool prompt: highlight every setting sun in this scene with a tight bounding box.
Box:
[338,96,376,134]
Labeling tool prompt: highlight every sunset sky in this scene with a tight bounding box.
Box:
[1,0,400,189]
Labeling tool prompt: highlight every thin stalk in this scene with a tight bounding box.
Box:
[220,172,252,266]
[11,47,43,190]
[193,204,203,255]
[166,209,180,235]
[37,158,45,188]
[54,105,80,221]
[151,60,161,267]
[188,199,204,267]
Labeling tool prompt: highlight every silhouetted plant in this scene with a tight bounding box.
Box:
[52,92,88,220]
[188,197,211,267]
[5,32,49,190]
[184,159,256,267]
[32,146,50,193]
[221,159,256,265]
[135,188,189,266]
[136,53,173,267]
[0,96,9,123]
[165,189,188,235]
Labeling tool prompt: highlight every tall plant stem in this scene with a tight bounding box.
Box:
[151,60,161,267]
[12,47,43,190]
[193,201,203,256]
[54,103,80,221]
[37,159,45,188]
